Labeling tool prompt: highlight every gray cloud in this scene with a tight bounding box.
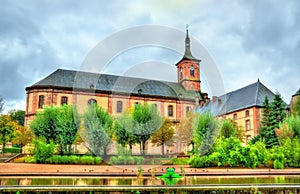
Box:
[0,0,299,112]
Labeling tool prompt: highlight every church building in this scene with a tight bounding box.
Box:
[25,29,278,152]
[25,29,205,154]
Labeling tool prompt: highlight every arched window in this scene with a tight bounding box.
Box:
[180,68,183,79]
[117,101,123,113]
[38,95,45,109]
[88,98,97,105]
[168,105,173,117]
[190,66,194,76]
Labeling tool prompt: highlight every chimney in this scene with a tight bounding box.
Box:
[218,98,222,106]
[205,98,210,106]
[212,96,217,103]
[199,100,204,107]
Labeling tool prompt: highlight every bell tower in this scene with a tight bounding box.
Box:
[175,26,201,92]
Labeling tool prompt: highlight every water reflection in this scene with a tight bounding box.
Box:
[1,175,300,186]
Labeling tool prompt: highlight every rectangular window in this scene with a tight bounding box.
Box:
[246,120,251,131]
[61,96,68,105]
[186,106,191,113]
[233,113,237,120]
[117,101,123,113]
[245,110,250,117]
[168,105,173,117]
[38,95,44,109]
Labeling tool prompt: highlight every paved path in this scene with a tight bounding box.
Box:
[1,163,300,176]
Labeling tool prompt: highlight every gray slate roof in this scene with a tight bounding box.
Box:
[195,80,276,115]
[27,69,201,100]
[293,88,300,97]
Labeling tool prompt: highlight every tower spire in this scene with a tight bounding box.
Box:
[183,25,198,61]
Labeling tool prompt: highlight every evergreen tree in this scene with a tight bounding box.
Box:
[265,93,286,148]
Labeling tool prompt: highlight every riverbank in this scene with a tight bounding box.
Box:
[1,163,300,176]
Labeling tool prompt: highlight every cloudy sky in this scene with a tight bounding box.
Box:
[1,0,299,113]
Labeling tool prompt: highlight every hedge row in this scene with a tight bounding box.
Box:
[109,156,144,165]
[3,147,22,154]
[15,155,102,165]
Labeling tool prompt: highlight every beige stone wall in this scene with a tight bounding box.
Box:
[75,94,109,114]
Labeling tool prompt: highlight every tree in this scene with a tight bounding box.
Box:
[193,111,220,156]
[220,119,245,142]
[56,105,80,155]
[0,115,18,153]
[132,103,162,155]
[251,96,270,144]
[82,103,113,156]
[0,96,4,114]
[12,125,33,153]
[291,96,300,116]
[265,93,286,148]
[115,111,136,151]
[30,105,60,143]
[277,115,300,143]
[30,105,80,155]
[9,110,25,126]
[177,112,199,154]
[220,119,236,138]
[151,118,175,155]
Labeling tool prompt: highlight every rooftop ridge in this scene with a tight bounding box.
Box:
[38,68,180,86]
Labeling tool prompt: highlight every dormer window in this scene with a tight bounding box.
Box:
[190,66,194,76]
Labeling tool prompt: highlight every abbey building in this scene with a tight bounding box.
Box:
[25,29,277,152]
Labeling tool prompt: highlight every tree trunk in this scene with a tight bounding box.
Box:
[162,143,165,156]
[103,147,107,156]
[142,141,146,155]
[139,142,142,155]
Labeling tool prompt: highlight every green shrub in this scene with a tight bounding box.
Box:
[52,155,62,164]
[117,155,127,164]
[95,157,102,165]
[81,156,94,164]
[61,156,69,164]
[172,158,190,165]
[274,160,284,169]
[127,156,135,165]
[109,156,118,165]
[32,138,55,163]
[134,156,144,165]
[24,156,36,163]
[69,155,81,164]
[4,147,22,154]
[45,157,53,164]
[189,155,211,168]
